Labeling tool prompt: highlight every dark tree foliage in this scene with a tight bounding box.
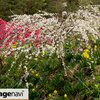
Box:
[0,0,27,21]
[0,0,100,21]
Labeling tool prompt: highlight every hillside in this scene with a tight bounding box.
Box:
[0,4,100,100]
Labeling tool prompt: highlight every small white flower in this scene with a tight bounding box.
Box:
[93,77,95,80]
[26,82,29,88]
[62,2,67,7]
[29,57,32,59]
[91,61,94,63]
[25,55,28,58]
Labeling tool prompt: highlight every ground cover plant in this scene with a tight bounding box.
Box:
[0,5,100,100]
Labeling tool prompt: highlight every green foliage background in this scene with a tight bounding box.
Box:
[0,0,100,21]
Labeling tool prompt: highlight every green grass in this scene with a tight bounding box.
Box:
[0,32,100,100]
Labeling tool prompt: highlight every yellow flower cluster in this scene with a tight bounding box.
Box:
[33,43,36,46]
[88,46,91,49]
[94,45,97,51]
[29,83,33,86]
[48,90,57,98]
[30,69,34,73]
[84,49,89,52]
[30,68,39,76]
[32,70,34,73]
[95,61,97,64]
[11,42,18,48]
[1,52,4,57]
[29,83,35,93]
[9,42,36,49]
[48,93,51,97]
[13,42,18,45]
[81,49,91,59]
[29,43,31,46]
[82,52,89,58]
[54,90,57,94]
[95,84,98,88]
[23,44,29,48]
[48,91,68,98]
[11,46,16,48]
[23,43,36,48]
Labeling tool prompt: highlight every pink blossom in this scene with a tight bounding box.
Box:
[35,30,40,35]
[0,37,3,41]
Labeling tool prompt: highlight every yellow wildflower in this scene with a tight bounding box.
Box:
[88,46,91,49]
[11,46,16,48]
[84,49,89,52]
[1,52,4,55]
[30,68,32,71]
[54,90,57,94]
[89,57,91,60]
[29,43,31,46]
[95,84,98,88]
[48,94,51,97]
[36,74,38,76]
[94,45,97,51]
[16,42,18,44]
[64,94,67,98]
[94,48,97,51]
[72,53,74,55]
[33,43,35,46]
[32,70,34,73]
[95,61,97,64]
[23,45,26,47]
[82,52,89,58]
[29,83,33,86]
[95,45,97,48]
[32,88,35,91]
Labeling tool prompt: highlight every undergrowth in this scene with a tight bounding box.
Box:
[0,32,100,100]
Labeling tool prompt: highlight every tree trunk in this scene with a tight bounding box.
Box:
[0,56,3,69]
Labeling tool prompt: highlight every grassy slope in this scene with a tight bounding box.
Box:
[0,32,100,100]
